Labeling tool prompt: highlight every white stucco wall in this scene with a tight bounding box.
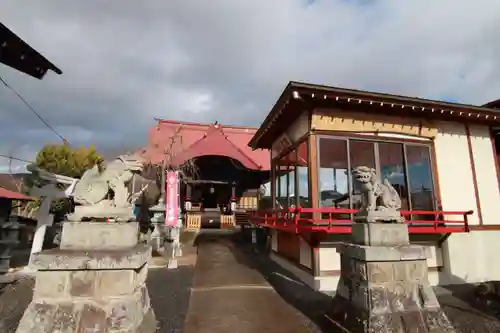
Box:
[468,124,500,225]
[431,121,500,285]
[433,121,479,224]
[299,237,312,269]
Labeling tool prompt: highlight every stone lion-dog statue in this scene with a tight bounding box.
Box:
[352,165,402,219]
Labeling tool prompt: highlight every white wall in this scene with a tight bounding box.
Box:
[468,124,500,225]
[433,122,500,285]
[433,121,479,224]
[440,231,500,284]
[299,237,312,269]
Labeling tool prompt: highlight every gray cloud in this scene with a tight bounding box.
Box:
[2,0,500,170]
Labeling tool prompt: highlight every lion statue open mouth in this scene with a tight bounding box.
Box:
[352,166,402,214]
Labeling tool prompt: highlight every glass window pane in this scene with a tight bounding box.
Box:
[296,141,310,208]
[318,138,350,221]
[349,140,376,210]
[378,142,409,210]
[277,164,289,208]
[405,145,435,219]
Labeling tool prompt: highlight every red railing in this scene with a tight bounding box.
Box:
[248,207,473,234]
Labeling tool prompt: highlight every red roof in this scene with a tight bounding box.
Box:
[0,186,32,200]
[140,120,270,171]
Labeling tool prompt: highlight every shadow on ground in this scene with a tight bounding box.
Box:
[227,230,500,333]
[226,231,335,332]
[148,266,195,333]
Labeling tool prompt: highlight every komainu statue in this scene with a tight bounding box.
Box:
[352,165,404,223]
[67,154,145,222]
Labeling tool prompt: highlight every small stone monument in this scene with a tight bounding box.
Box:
[326,166,455,332]
[16,157,156,333]
[16,222,156,333]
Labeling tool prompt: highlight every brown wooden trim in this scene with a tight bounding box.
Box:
[429,143,443,210]
[308,133,320,220]
[465,124,483,225]
[469,225,500,231]
[313,130,432,144]
[489,128,500,191]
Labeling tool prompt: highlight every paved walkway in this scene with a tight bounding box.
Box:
[183,231,319,333]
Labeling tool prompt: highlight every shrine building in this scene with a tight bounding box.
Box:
[249,81,500,292]
[140,119,270,228]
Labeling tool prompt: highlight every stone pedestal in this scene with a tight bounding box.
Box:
[16,222,156,333]
[327,223,455,332]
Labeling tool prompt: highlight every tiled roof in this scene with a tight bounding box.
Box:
[0,186,32,200]
[140,120,270,171]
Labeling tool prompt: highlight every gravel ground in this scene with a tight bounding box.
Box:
[0,264,195,333]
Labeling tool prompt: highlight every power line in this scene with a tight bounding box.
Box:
[0,154,34,165]
[0,75,69,145]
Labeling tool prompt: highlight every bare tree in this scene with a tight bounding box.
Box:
[142,123,199,192]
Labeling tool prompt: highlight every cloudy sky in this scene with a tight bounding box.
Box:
[2,1,500,172]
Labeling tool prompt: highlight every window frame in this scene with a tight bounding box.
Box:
[316,134,438,212]
[271,136,310,209]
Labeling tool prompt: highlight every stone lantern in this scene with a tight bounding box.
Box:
[0,215,21,273]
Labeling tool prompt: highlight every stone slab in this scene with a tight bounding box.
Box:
[60,221,139,250]
[30,244,151,270]
[16,285,156,333]
[340,243,431,262]
[327,294,455,333]
[352,222,409,246]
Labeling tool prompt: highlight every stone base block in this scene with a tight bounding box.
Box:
[342,243,431,262]
[352,223,409,246]
[30,244,151,270]
[67,206,136,222]
[16,285,156,333]
[327,294,455,333]
[60,222,139,250]
[328,243,455,332]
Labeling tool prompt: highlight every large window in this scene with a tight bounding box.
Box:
[318,137,436,217]
[273,140,310,209]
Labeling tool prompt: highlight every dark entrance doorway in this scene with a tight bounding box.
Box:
[181,155,269,228]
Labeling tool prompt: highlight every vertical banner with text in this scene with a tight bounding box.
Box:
[165,171,180,227]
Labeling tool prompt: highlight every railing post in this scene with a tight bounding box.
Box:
[294,206,302,234]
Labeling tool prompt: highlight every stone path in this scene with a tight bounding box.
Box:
[183,231,321,333]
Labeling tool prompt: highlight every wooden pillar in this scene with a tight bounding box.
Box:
[308,133,321,277]
[308,134,319,219]
[271,155,277,210]
[294,148,300,208]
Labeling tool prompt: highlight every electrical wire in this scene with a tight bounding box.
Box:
[0,75,69,145]
[0,154,34,164]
